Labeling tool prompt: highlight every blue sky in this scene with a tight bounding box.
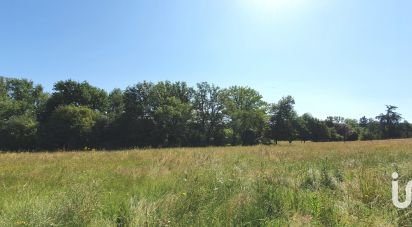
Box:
[1,0,411,121]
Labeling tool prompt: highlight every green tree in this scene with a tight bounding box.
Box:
[38,80,108,149]
[41,105,99,150]
[108,81,155,148]
[108,88,125,119]
[295,116,311,143]
[123,81,153,118]
[270,96,298,144]
[344,119,360,141]
[149,81,193,147]
[301,113,330,142]
[0,77,7,100]
[324,116,359,141]
[401,120,412,138]
[360,118,382,140]
[42,80,108,120]
[220,86,267,145]
[359,116,368,128]
[0,78,47,119]
[376,105,402,139]
[191,82,225,146]
[0,78,47,151]
[117,81,193,148]
[0,115,38,150]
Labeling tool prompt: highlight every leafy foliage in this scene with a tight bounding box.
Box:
[0,77,411,151]
[220,86,267,145]
[270,96,298,144]
[40,105,100,150]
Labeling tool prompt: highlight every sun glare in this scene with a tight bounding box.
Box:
[240,0,305,13]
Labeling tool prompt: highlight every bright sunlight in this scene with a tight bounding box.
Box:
[240,0,306,13]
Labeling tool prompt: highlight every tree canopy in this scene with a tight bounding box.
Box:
[0,77,410,151]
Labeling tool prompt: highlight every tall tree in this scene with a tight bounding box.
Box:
[270,96,298,144]
[41,80,108,120]
[38,80,107,149]
[108,89,125,119]
[42,105,99,150]
[344,119,360,141]
[1,78,47,119]
[376,105,402,139]
[295,116,311,143]
[220,86,267,145]
[360,118,382,140]
[149,81,193,147]
[401,121,412,138]
[324,116,359,141]
[301,113,330,142]
[359,116,368,128]
[0,78,47,150]
[111,81,155,148]
[191,82,225,146]
[116,81,194,148]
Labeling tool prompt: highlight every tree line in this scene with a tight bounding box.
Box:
[1,77,411,151]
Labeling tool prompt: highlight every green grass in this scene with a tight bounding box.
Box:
[1,139,412,226]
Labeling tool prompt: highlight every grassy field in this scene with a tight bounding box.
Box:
[1,140,412,226]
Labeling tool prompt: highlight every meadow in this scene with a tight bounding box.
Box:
[1,139,412,226]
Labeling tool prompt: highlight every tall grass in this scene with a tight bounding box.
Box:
[0,139,411,226]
